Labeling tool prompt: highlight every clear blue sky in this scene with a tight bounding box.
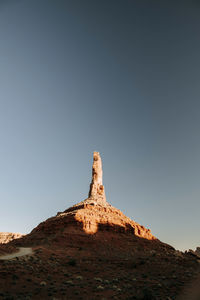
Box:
[0,0,200,251]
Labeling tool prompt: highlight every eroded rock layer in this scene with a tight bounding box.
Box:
[15,152,155,244]
[88,152,106,203]
[17,199,155,245]
[0,232,23,244]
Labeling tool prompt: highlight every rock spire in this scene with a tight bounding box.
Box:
[88,152,106,203]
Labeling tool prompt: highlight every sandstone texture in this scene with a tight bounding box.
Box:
[17,152,155,242]
[0,232,23,244]
[88,151,106,203]
[26,199,155,240]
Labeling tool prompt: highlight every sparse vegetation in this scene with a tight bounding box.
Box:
[68,258,77,266]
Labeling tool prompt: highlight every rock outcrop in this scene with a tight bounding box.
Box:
[0,232,23,244]
[88,152,106,203]
[195,247,200,256]
[3,152,200,300]
[16,152,155,244]
[23,198,155,241]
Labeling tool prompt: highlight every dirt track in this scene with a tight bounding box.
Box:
[0,247,33,260]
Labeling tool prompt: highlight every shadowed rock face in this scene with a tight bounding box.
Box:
[195,247,200,256]
[88,152,106,203]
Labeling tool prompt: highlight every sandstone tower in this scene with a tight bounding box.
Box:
[88,152,106,203]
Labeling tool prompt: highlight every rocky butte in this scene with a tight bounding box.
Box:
[22,151,155,240]
[0,152,200,300]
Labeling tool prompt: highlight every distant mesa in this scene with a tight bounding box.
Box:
[187,247,200,258]
[0,232,23,244]
[195,247,200,256]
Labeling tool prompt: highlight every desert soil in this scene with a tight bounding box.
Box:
[0,231,199,300]
[0,247,33,260]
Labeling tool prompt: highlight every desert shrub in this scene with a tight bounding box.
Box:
[68,259,76,266]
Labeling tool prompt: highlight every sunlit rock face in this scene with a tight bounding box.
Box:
[18,152,156,242]
[21,199,156,240]
[88,152,106,204]
[0,232,23,244]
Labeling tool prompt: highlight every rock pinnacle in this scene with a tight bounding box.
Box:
[88,152,106,203]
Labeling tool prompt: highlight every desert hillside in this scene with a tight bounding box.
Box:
[0,152,199,300]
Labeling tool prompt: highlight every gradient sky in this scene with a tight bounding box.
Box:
[0,0,200,251]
